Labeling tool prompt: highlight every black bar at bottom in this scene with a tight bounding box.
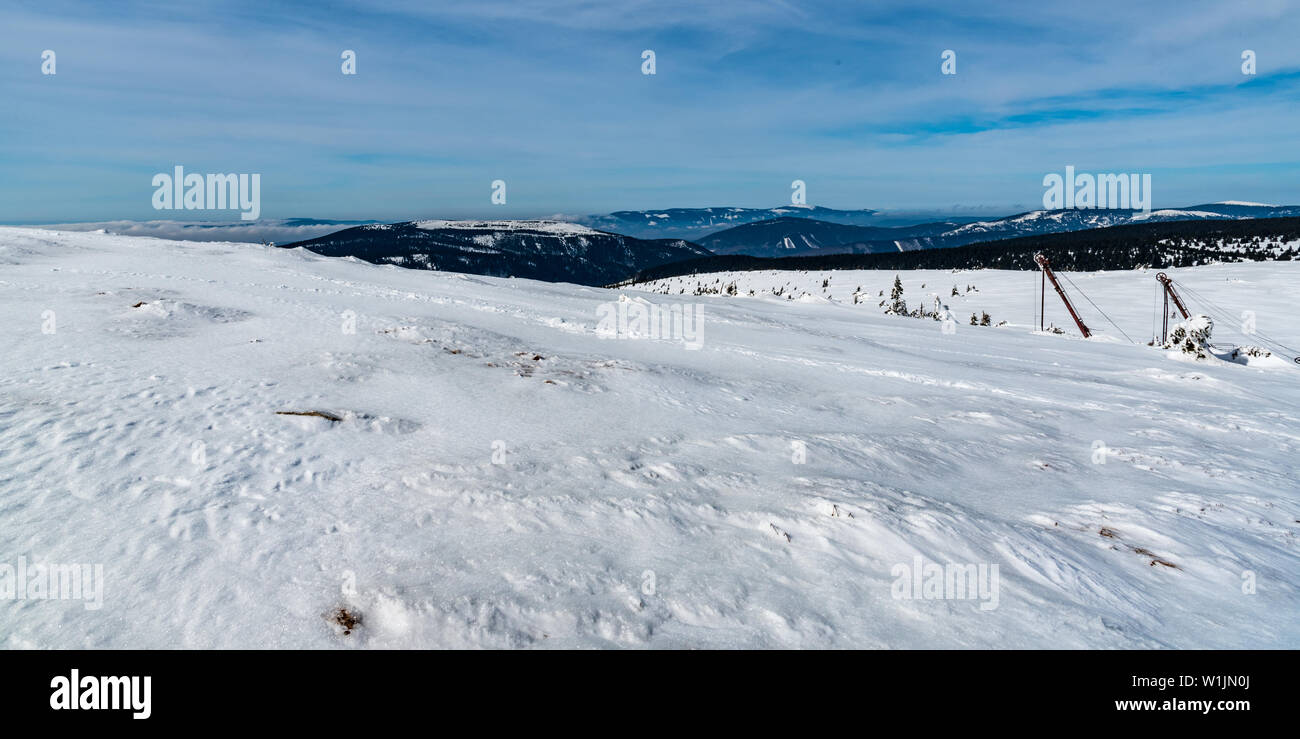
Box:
[0,649,1284,726]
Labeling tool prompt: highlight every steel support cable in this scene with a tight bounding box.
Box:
[1058,272,1137,344]
[1173,279,1300,359]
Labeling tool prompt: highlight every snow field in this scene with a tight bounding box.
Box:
[2,228,1298,648]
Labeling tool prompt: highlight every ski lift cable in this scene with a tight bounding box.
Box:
[1173,281,1300,364]
[1057,272,1136,344]
[1175,282,1293,348]
[1172,279,1300,358]
[1185,298,1274,348]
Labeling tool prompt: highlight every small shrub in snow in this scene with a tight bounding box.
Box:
[1230,345,1271,360]
[332,607,362,636]
[1161,315,1213,359]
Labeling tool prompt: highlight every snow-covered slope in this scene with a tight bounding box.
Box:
[2,227,1298,649]
[630,265,1300,353]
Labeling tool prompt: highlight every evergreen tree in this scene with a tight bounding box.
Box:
[887,275,907,315]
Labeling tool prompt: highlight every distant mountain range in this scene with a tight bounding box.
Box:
[281,220,711,286]
[570,206,887,240]
[697,216,959,257]
[692,203,1300,258]
[275,202,1300,286]
[619,216,1300,284]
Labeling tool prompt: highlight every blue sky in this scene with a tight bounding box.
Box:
[2,0,1298,223]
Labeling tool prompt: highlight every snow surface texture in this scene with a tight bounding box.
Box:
[2,227,1298,649]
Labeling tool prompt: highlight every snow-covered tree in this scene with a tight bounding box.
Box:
[1161,315,1213,359]
[886,275,907,315]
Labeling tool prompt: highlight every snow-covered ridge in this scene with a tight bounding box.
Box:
[1131,209,1224,220]
[411,219,601,235]
[950,209,1117,233]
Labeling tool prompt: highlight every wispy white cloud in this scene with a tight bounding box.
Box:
[2,0,1297,221]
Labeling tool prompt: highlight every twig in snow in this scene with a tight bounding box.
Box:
[276,410,344,423]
